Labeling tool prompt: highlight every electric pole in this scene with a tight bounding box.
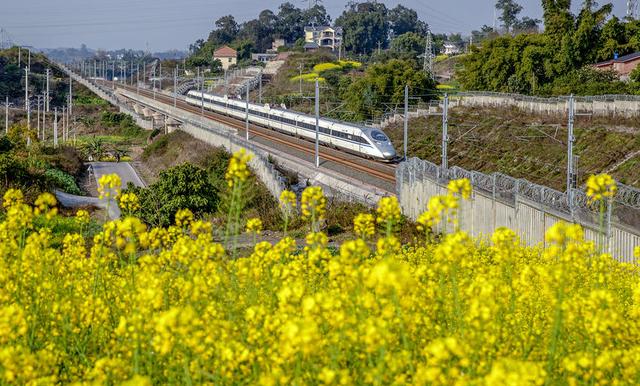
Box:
[567,94,576,218]
[174,67,177,107]
[46,69,50,112]
[245,85,249,141]
[441,93,449,170]
[37,95,40,140]
[403,85,408,160]
[25,67,29,130]
[53,108,58,147]
[258,71,263,104]
[69,75,72,116]
[315,79,320,168]
[4,96,8,135]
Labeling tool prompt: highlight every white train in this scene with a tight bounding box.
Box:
[185,91,397,160]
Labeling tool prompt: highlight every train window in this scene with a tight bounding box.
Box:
[371,130,388,142]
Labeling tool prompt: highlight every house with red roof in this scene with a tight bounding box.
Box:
[594,52,640,80]
[213,45,237,70]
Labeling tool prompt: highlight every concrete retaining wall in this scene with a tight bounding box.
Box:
[397,159,640,262]
[60,63,153,130]
[452,94,640,117]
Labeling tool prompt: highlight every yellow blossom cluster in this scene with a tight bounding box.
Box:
[225,148,253,187]
[245,217,263,235]
[34,192,58,219]
[353,213,375,239]
[279,190,296,210]
[75,209,90,225]
[1,172,640,384]
[586,173,617,203]
[447,178,472,200]
[117,192,140,213]
[300,186,326,223]
[97,173,122,200]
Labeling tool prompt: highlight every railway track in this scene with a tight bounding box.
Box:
[111,82,398,185]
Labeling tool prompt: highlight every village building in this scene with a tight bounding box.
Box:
[213,45,237,70]
[304,26,342,51]
[594,52,640,80]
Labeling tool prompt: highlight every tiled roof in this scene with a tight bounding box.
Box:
[213,45,237,57]
[595,51,640,66]
[616,52,640,62]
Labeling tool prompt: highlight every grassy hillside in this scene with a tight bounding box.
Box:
[385,105,640,190]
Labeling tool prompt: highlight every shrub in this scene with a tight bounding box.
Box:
[43,168,82,195]
[124,163,218,227]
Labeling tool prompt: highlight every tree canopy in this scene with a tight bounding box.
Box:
[459,1,640,96]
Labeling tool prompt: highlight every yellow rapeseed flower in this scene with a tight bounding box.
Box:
[376,196,401,225]
[175,208,194,227]
[2,188,24,209]
[98,173,122,200]
[353,213,375,238]
[447,178,472,200]
[586,173,617,203]
[117,192,140,213]
[245,218,263,235]
[279,190,297,209]
[225,148,253,187]
[34,192,58,219]
[301,186,326,223]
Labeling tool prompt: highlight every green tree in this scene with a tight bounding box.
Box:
[495,0,523,33]
[208,15,239,45]
[125,163,218,227]
[335,2,389,55]
[275,2,304,43]
[388,5,428,37]
[342,59,435,120]
[390,32,427,56]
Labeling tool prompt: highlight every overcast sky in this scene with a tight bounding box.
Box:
[0,0,630,51]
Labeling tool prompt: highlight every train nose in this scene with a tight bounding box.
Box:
[382,149,396,160]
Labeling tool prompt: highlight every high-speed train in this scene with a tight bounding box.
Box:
[185,91,397,161]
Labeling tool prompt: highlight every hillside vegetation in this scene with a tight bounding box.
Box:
[459,2,640,95]
[385,105,640,189]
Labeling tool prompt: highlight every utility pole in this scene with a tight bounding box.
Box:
[315,79,320,168]
[4,96,8,135]
[68,75,72,116]
[25,67,29,130]
[46,69,50,112]
[441,93,449,170]
[53,108,58,147]
[159,61,162,90]
[200,79,204,118]
[245,85,249,141]
[298,63,303,94]
[174,67,177,107]
[567,94,575,217]
[153,67,156,100]
[258,71,263,104]
[42,100,46,141]
[37,95,40,140]
[112,61,116,90]
[137,63,140,94]
[18,47,21,67]
[403,85,408,160]
[62,106,66,143]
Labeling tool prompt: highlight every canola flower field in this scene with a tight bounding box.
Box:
[1,150,640,385]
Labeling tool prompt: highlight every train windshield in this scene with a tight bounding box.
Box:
[371,130,388,142]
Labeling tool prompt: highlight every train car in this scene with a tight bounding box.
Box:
[185,90,397,161]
